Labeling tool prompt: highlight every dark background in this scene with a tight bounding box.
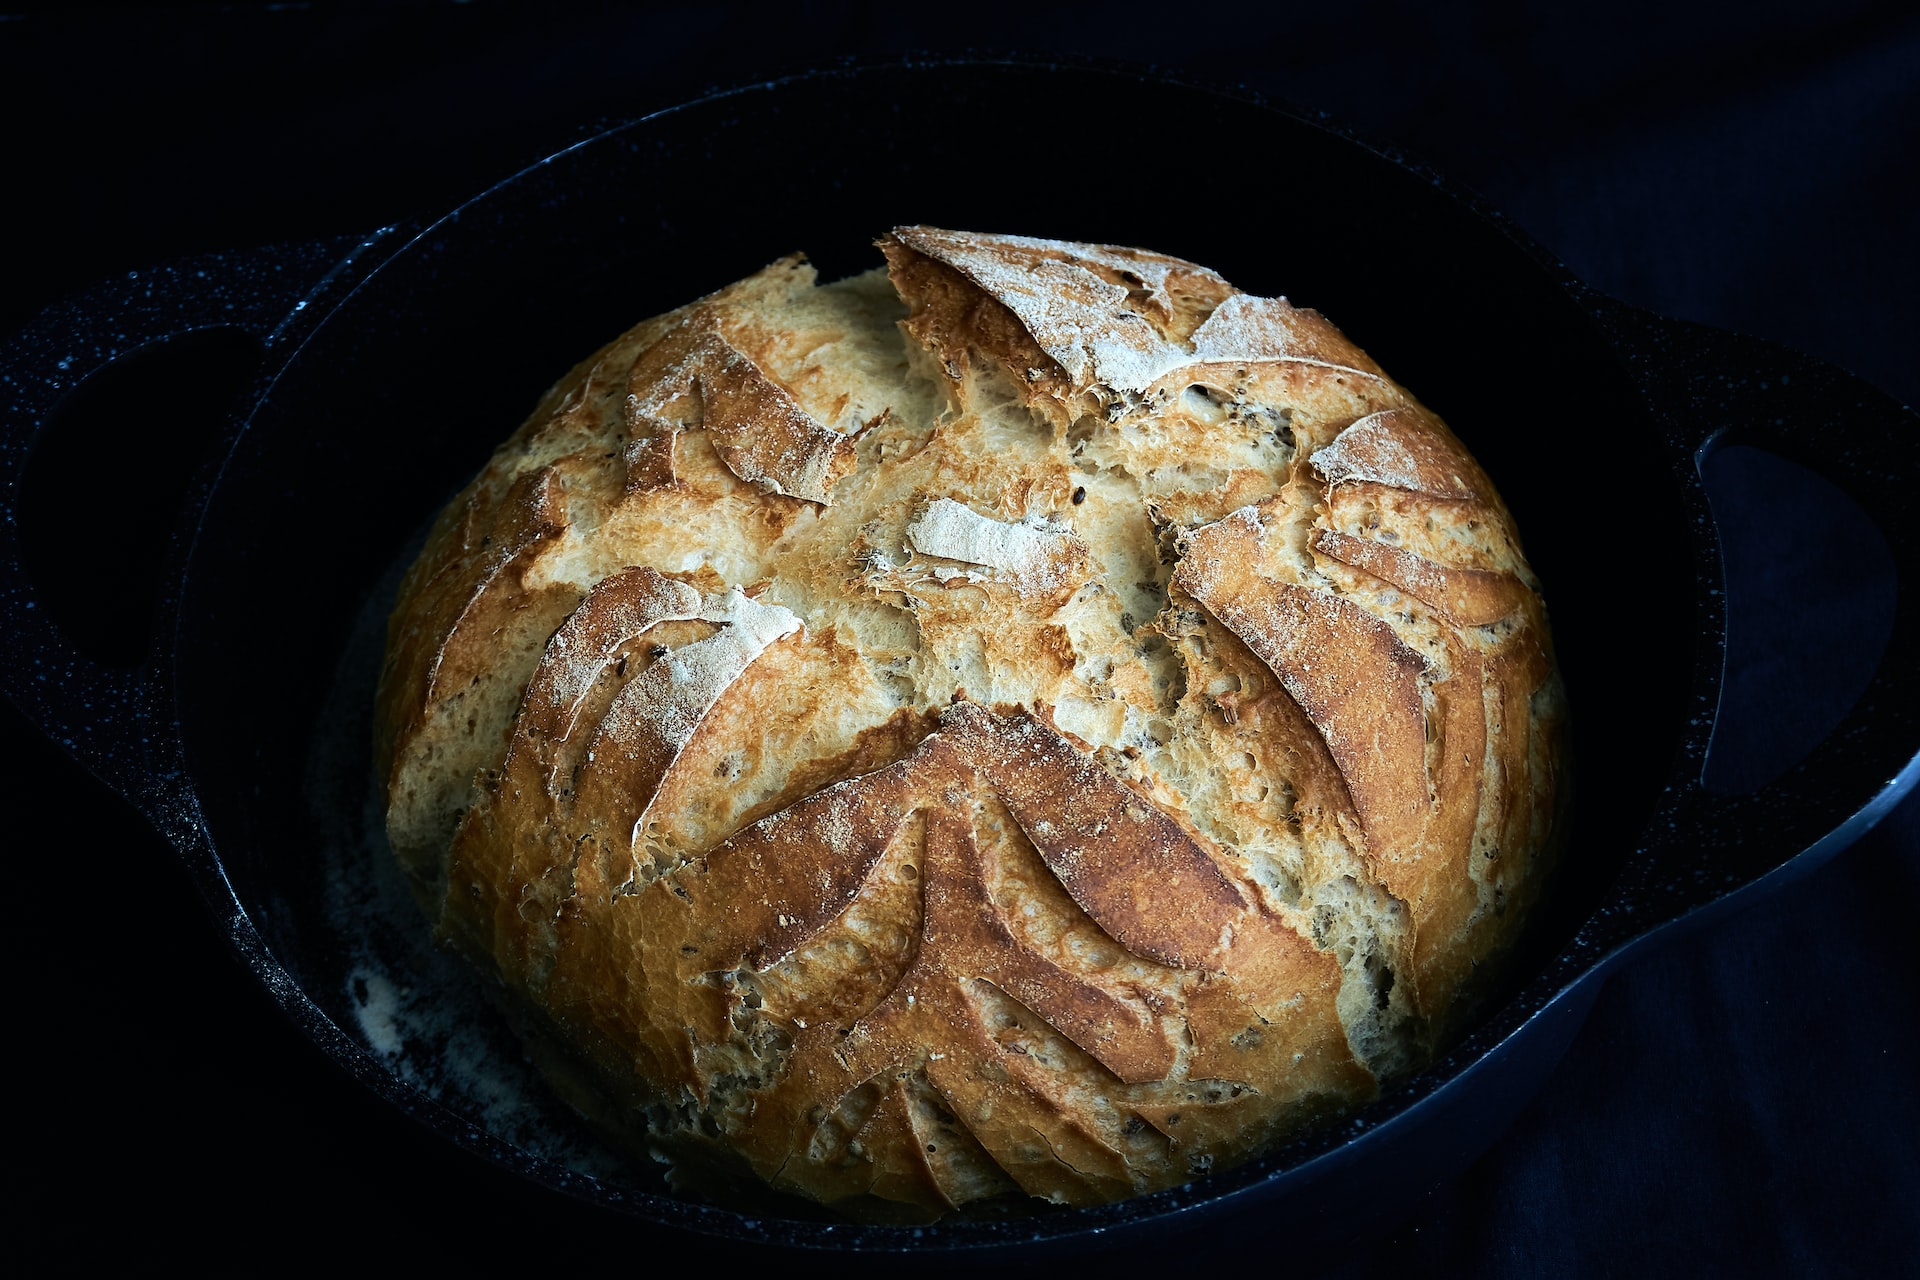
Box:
[4,2,1916,1273]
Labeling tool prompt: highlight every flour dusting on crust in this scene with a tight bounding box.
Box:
[371,228,1568,1223]
[905,498,1093,596]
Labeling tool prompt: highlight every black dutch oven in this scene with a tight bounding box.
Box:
[3,60,1915,1254]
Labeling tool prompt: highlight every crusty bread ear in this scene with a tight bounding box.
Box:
[376,229,1565,1218]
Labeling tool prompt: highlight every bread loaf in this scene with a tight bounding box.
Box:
[374,228,1566,1219]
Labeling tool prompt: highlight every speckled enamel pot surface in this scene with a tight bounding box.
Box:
[2,61,1915,1254]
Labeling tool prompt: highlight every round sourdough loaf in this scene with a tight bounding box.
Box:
[374,228,1566,1219]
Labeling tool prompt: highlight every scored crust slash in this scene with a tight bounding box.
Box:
[373,227,1566,1220]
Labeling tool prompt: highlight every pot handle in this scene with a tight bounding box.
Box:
[0,232,392,834]
[1585,296,1920,942]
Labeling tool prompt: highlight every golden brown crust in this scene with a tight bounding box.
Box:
[880,240,1086,429]
[1310,407,1487,500]
[1175,504,1430,862]
[886,225,1238,401]
[945,703,1249,971]
[438,566,720,981]
[1186,293,1389,380]
[622,430,681,494]
[1312,528,1528,626]
[378,463,580,891]
[378,228,1565,1218]
[627,320,861,506]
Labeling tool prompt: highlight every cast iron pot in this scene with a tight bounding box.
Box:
[3,59,1915,1254]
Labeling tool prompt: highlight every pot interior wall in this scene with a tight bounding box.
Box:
[171,63,1692,1212]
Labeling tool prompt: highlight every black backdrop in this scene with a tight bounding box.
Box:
[5,3,1916,1273]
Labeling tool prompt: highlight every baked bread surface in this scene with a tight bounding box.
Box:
[374,228,1566,1219]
